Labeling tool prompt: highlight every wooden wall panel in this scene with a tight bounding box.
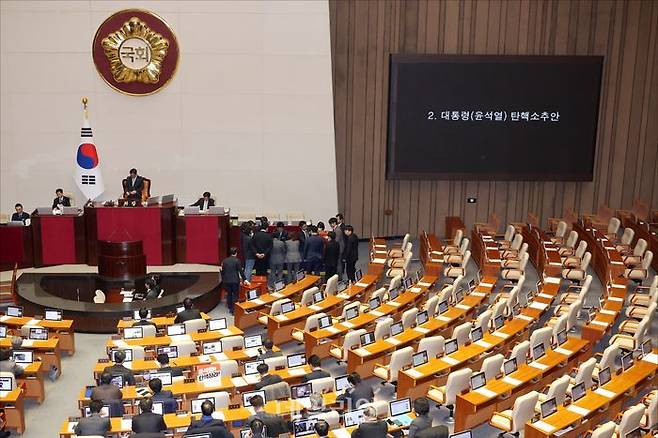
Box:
[329,0,658,238]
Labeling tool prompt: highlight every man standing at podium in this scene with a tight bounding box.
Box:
[123,168,144,201]
[190,192,215,211]
[51,188,71,209]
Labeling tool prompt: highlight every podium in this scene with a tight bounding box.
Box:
[31,212,86,267]
[97,240,147,281]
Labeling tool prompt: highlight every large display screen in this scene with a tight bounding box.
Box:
[387,55,603,180]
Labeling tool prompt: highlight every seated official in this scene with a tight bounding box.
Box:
[156,353,183,377]
[302,393,332,418]
[190,191,215,211]
[254,363,283,390]
[11,203,30,223]
[123,168,144,201]
[185,400,232,438]
[272,222,288,240]
[408,397,433,438]
[74,399,111,436]
[149,377,177,414]
[133,308,156,327]
[247,395,289,437]
[336,372,374,410]
[174,297,202,323]
[0,337,26,378]
[144,278,159,300]
[257,339,282,360]
[314,420,330,438]
[350,406,387,438]
[52,188,71,209]
[302,355,330,382]
[132,397,167,433]
[91,372,122,401]
[102,350,136,386]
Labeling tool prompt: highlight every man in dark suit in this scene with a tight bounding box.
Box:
[336,372,373,410]
[124,168,144,201]
[149,377,177,414]
[51,188,71,209]
[190,192,215,211]
[185,400,233,438]
[90,372,123,401]
[323,231,340,281]
[350,406,387,438]
[342,225,360,282]
[246,395,289,437]
[133,308,155,327]
[102,350,136,386]
[302,355,330,382]
[251,224,274,276]
[408,397,434,438]
[11,203,30,223]
[303,226,324,275]
[272,222,288,241]
[144,278,159,300]
[73,399,111,436]
[257,339,282,360]
[156,353,183,377]
[132,398,167,433]
[220,247,248,314]
[254,363,283,389]
[174,298,202,323]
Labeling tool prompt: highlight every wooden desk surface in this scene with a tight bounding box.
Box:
[236,275,321,312]
[0,388,23,403]
[0,315,73,331]
[117,312,210,329]
[0,337,59,351]
[106,326,243,349]
[581,280,627,342]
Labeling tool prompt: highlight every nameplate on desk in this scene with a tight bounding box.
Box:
[600,309,615,315]
[590,320,608,327]
[491,331,510,339]
[533,421,555,433]
[529,302,548,310]
[593,387,616,399]
[342,322,354,329]
[489,258,501,263]
[389,301,402,307]
[517,315,533,321]
[480,282,494,287]
[370,310,384,317]
[251,299,265,305]
[406,369,423,379]
[474,387,498,398]
[212,353,228,361]
[437,315,451,322]
[289,367,307,376]
[410,287,422,293]
[218,329,233,337]
[554,347,573,356]
[355,282,369,288]
[418,282,431,287]
[337,293,350,300]
[642,353,658,364]
[566,404,590,416]
[120,418,132,430]
[354,348,369,356]
[308,305,321,312]
[170,334,192,343]
[455,304,470,310]
[545,277,561,284]
[387,338,402,346]
[608,296,623,302]
[475,340,493,349]
[372,258,386,264]
[502,376,522,386]
[325,326,340,334]
[537,293,553,300]
[471,291,486,297]
[442,357,459,366]
[271,292,284,298]
[528,362,549,371]
[415,327,431,334]
[21,339,35,347]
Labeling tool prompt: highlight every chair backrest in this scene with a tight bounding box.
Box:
[510,391,539,433]
[301,287,319,307]
[566,300,582,331]
[646,392,658,429]
[598,344,619,373]
[607,217,621,235]
[574,357,597,389]
[341,301,361,320]
[270,299,291,315]
[310,376,335,394]
[183,318,207,334]
[556,221,567,238]
[459,238,470,254]
[620,228,635,245]
[371,287,387,303]
[387,347,414,381]
[401,233,410,249]
[529,327,553,352]
[140,325,157,338]
[589,421,616,438]
[20,324,40,338]
[509,341,530,367]
[388,275,403,292]
[141,177,151,201]
[401,308,418,329]
[517,243,528,260]
[491,300,507,322]
[220,335,244,352]
[481,354,504,381]
[264,381,291,401]
[461,250,471,268]
[445,368,472,405]
[453,229,463,246]
[504,225,515,242]
[325,275,339,296]
[172,340,197,357]
[580,275,593,294]
[545,374,570,406]
[642,251,653,269]
[633,238,648,256]
[518,252,529,271]
[438,285,454,304]
[565,231,578,249]
[574,240,588,258]
[198,391,231,409]
[263,356,286,371]
[474,310,492,332]
[417,336,445,359]
[505,286,520,314]
[311,410,340,428]
[510,234,523,251]
[634,311,652,342]
[453,322,471,347]
[516,274,526,292]
[551,314,568,336]
[452,275,465,295]
[304,313,327,332]
[360,400,390,418]
[425,295,440,316]
[94,290,106,303]
[342,329,367,358]
[580,252,592,270]
[374,317,394,341]
[617,403,646,437]
[131,346,146,361]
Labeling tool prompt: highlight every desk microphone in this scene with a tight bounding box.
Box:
[76,288,80,302]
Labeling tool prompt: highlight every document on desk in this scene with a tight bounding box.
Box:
[387,338,402,346]
[537,293,553,300]
[438,315,451,322]
[554,347,573,356]
[502,376,522,386]
[411,287,422,293]
[545,277,561,284]
[170,334,192,343]
[218,329,233,337]
[308,305,321,312]
[251,298,265,305]
[275,314,289,322]
[0,316,10,322]
[289,368,307,376]
[533,421,555,433]
[642,353,658,364]
[456,304,470,310]
[325,326,341,334]
[211,411,225,420]
[517,314,533,321]
[415,327,431,334]
[471,291,486,297]
[567,404,590,416]
[600,309,615,315]
[372,258,386,264]
[475,340,493,349]
[474,387,498,398]
[389,301,402,307]
[529,362,549,371]
[231,376,247,386]
[21,339,34,347]
[590,320,608,327]
[197,355,212,363]
[337,293,350,300]
[491,331,510,339]
[113,339,129,348]
[529,302,548,310]
[341,322,354,329]
[354,348,369,356]
[121,418,132,430]
[67,422,78,432]
[406,369,423,379]
[355,282,369,288]
[26,319,40,326]
[442,357,459,366]
[418,282,432,287]
[370,310,384,317]
[593,388,616,399]
[480,282,494,287]
[271,292,284,298]
[212,353,228,361]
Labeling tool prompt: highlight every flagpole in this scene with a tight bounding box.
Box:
[82,96,88,120]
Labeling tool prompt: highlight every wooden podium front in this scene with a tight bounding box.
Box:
[97,240,146,281]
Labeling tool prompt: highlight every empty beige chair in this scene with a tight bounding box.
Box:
[445,238,470,264]
[360,400,390,418]
[453,322,472,347]
[559,275,593,305]
[490,300,508,326]
[259,299,293,325]
[129,346,146,361]
[300,287,320,306]
[623,238,647,267]
[93,290,106,303]
[445,251,470,279]
[430,367,472,420]
[292,312,328,342]
[198,391,230,409]
[401,308,418,329]
[610,315,649,351]
[619,306,654,336]
[563,240,588,268]
[474,310,492,332]
[529,327,553,352]
[628,276,658,307]
[626,291,658,319]
[264,381,290,400]
[388,275,403,292]
[562,252,591,282]
[443,229,464,255]
[481,354,504,381]
[563,299,582,332]
[370,287,387,303]
[172,340,197,357]
[20,324,42,339]
[509,341,530,367]
[388,234,410,258]
[568,357,597,391]
[615,228,635,253]
[490,391,539,436]
[639,392,657,430]
[588,422,616,438]
[263,356,286,371]
[546,313,568,336]
[501,234,523,258]
[423,295,440,317]
[184,318,207,334]
[310,376,335,394]
[501,252,528,281]
[330,329,366,361]
[221,335,244,352]
[373,346,414,383]
[605,217,621,239]
[536,374,570,408]
[592,344,619,381]
[312,410,340,427]
[340,301,361,320]
[324,275,339,296]
[558,231,579,256]
[615,403,646,437]
[374,317,394,341]
[498,225,516,250]
[438,285,454,305]
[501,243,528,269]
[551,221,568,245]
[387,251,412,278]
[417,336,445,359]
[131,324,156,338]
[624,251,653,282]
